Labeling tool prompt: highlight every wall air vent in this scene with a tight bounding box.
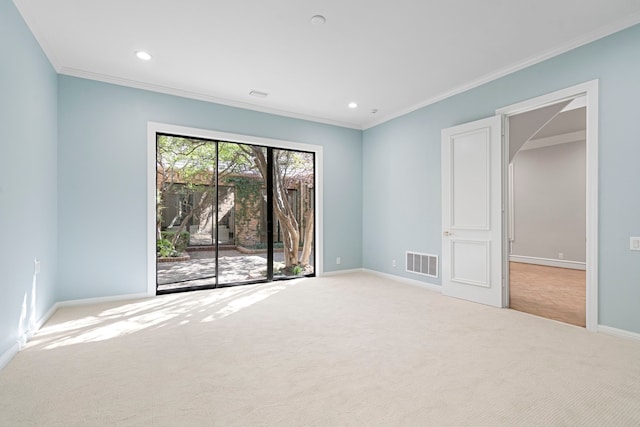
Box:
[406,251,438,278]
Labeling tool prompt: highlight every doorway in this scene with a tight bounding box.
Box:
[507,98,587,326]
[497,80,598,330]
[155,133,316,294]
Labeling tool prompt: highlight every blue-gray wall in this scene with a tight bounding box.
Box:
[363,24,640,334]
[0,0,58,357]
[57,76,363,300]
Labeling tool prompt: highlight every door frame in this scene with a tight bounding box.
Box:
[496,80,599,331]
[146,122,324,296]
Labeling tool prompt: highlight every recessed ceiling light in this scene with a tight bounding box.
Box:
[310,15,326,25]
[348,102,358,109]
[249,90,269,98]
[135,51,152,61]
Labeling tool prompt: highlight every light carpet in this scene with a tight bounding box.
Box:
[1,272,639,426]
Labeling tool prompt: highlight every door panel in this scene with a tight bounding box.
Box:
[451,239,491,288]
[450,129,490,229]
[272,149,315,279]
[217,142,268,286]
[442,116,503,307]
[156,135,218,292]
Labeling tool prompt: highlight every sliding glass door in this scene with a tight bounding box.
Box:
[156,135,218,292]
[217,142,268,285]
[156,135,315,294]
[271,148,315,279]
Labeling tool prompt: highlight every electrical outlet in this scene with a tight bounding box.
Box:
[336,257,341,265]
[631,237,640,251]
[558,252,564,260]
[392,259,397,268]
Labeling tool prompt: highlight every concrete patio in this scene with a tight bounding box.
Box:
[157,249,313,291]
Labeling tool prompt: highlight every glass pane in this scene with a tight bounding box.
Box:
[272,149,315,278]
[156,135,217,291]
[217,142,268,285]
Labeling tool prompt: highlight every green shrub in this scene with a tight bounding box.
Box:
[160,231,190,252]
[157,238,179,258]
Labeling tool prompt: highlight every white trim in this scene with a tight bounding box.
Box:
[147,124,156,296]
[11,0,62,71]
[17,0,640,133]
[322,268,365,277]
[57,293,151,308]
[496,81,596,116]
[2,300,64,371]
[0,343,20,371]
[364,269,442,293]
[508,163,514,241]
[60,68,360,130]
[502,116,510,308]
[34,302,58,332]
[497,80,599,332]
[598,325,640,342]
[17,301,59,350]
[585,82,600,333]
[147,122,324,295]
[509,256,586,271]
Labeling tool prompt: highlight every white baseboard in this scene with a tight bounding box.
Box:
[363,269,442,293]
[16,302,60,351]
[4,301,60,366]
[598,325,640,341]
[509,255,586,270]
[321,268,364,277]
[58,292,152,308]
[1,292,152,372]
[0,343,20,371]
[35,302,60,331]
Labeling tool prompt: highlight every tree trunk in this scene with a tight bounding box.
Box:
[169,190,210,247]
[300,207,314,265]
[250,148,302,267]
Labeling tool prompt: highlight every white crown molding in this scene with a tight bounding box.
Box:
[15,1,640,131]
[58,67,362,130]
[12,0,62,70]
[363,11,640,130]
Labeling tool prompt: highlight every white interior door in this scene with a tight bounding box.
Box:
[441,116,503,307]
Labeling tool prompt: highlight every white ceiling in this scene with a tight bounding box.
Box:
[14,0,640,129]
[534,107,586,140]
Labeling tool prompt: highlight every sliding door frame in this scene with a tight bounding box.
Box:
[147,122,324,296]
